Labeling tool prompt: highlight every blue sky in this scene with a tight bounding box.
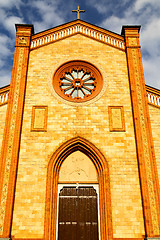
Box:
[0,0,160,89]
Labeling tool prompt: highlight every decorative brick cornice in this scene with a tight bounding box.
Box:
[30,20,125,51]
[146,85,160,108]
[0,86,10,107]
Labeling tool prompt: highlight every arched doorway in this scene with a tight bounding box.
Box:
[58,150,99,240]
[44,137,113,240]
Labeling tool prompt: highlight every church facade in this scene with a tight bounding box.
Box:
[0,19,160,240]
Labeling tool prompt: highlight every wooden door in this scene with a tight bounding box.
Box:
[58,186,99,240]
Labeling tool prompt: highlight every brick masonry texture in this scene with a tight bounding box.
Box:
[0,104,7,156]
[148,105,160,181]
[10,34,146,238]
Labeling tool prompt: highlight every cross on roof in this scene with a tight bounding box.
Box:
[72,5,85,20]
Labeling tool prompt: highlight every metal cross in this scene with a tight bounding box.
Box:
[72,5,85,19]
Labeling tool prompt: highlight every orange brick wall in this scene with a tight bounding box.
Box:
[0,104,7,155]
[11,34,145,238]
[148,105,160,183]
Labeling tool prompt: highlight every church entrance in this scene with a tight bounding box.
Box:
[58,186,99,240]
[45,138,113,240]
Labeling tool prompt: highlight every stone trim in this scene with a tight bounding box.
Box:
[146,86,160,108]
[0,25,33,237]
[48,56,108,107]
[31,106,48,132]
[30,20,125,51]
[44,137,113,240]
[0,238,11,240]
[0,86,10,107]
[145,238,160,240]
[123,26,160,237]
[108,106,125,132]
[53,60,103,103]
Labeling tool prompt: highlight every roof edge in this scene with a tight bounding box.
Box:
[15,24,34,35]
[31,19,123,40]
[121,25,141,35]
[146,84,160,96]
[0,85,10,106]
[0,84,10,92]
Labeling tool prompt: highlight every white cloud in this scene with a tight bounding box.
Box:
[98,0,160,88]
[101,16,127,34]
[0,35,11,55]
[0,0,159,89]
[0,0,21,8]
[0,35,11,67]
[143,56,160,89]
[140,17,160,88]
[31,0,64,32]
[0,34,12,87]
[0,70,11,88]
[4,16,24,36]
[0,8,23,36]
[134,0,160,12]
[0,9,6,23]
[141,17,160,56]
[0,0,64,87]
[86,0,132,15]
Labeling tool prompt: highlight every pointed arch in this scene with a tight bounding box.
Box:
[44,137,113,240]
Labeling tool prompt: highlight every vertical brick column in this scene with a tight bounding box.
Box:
[0,24,34,238]
[122,26,160,238]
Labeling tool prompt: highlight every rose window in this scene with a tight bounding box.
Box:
[53,61,103,103]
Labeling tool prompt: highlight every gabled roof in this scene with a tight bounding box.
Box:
[30,19,125,51]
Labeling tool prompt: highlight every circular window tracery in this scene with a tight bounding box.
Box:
[53,61,103,103]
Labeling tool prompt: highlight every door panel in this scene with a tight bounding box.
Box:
[58,187,99,240]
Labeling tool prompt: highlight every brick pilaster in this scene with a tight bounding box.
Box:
[122,26,160,237]
[0,24,34,237]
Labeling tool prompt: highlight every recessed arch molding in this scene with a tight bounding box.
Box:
[44,136,113,240]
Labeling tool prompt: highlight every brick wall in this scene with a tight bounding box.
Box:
[0,104,7,156]
[11,34,145,238]
[148,105,160,183]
